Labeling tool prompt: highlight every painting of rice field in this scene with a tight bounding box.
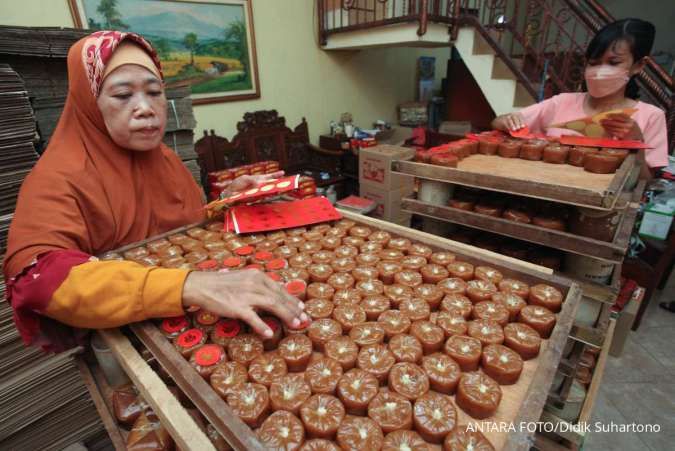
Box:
[71,0,260,104]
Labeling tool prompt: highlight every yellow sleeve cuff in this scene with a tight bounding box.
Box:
[142,267,190,319]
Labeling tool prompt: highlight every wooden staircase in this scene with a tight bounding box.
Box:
[452,26,536,115]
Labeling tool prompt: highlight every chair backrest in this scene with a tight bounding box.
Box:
[194,110,311,175]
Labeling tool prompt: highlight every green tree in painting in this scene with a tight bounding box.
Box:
[183,32,198,67]
[224,20,248,80]
[153,38,171,60]
[96,0,128,30]
[87,17,102,30]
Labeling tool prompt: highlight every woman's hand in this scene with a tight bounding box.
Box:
[600,113,643,140]
[492,112,526,132]
[222,170,285,197]
[182,269,307,337]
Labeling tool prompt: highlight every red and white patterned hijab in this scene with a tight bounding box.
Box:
[81,30,163,97]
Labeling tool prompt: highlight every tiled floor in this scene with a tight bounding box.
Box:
[584,271,675,451]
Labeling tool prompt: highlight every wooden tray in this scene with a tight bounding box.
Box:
[392,154,635,211]
[105,210,582,451]
[401,197,638,263]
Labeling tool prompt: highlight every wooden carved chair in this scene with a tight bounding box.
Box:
[195,110,345,190]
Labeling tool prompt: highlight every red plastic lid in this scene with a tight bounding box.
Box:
[193,344,224,366]
[214,319,241,338]
[285,280,307,296]
[222,257,244,268]
[265,259,287,271]
[235,245,254,256]
[196,259,219,270]
[176,328,204,348]
[266,272,282,282]
[196,310,219,326]
[254,251,274,261]
[161,316,188,334]
[245,264,263,271]
[262,316,281,332]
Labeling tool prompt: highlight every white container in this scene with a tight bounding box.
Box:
[91,333,130,388]
[418,180,453,206]
[575,297,603,328]
[564,254,614,285]
[325,185,337,204]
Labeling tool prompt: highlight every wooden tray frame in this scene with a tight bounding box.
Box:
[402,181,644,304]
[391,154,635,211]
[538,317,617,448]
[401,197,638,263]
[103,210,582,451]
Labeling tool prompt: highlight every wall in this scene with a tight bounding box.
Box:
[0,0,451,143]
[601,0,674,59]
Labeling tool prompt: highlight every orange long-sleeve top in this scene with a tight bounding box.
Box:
[46,260,188,329]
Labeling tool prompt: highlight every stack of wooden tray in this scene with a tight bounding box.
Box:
[393,155,642,297]
[392,152,642,449]
[94,210,581,450]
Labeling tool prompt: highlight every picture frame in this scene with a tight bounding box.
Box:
[69,0,260,105]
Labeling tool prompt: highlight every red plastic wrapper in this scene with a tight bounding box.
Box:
[190,344,227,379]
[174,328,207,358]
[194,310,220,333]
[210,318,243,347]
[196,259,220,271]
[159,316,190,339]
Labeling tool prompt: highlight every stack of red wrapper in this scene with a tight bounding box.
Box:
[287,176,317,200]
[207,161,280,200]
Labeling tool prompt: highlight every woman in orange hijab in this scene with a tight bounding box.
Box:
[4,31,305,351]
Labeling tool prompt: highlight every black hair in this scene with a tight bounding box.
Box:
[585,18,656,99]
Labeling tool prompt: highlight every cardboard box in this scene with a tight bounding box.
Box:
[360,181,413,222]
[359,144,415,190]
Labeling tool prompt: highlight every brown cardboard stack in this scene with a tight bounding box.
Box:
[0,64,39,217]
[0,27,111,450]
[162,84,200,185]
[359,144,415,226]
[0,26,202,188]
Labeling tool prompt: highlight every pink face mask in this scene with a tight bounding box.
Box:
[584,65,630,98]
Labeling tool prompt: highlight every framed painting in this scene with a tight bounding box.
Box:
[69,0,260,104]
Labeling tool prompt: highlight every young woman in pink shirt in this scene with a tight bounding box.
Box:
[493,19,668,179]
